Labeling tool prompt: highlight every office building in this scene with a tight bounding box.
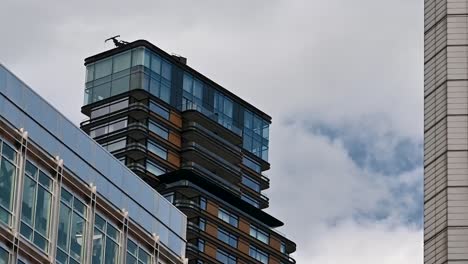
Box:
[0,64,187,264]
[80,39,296,264]
[424,0,468,263]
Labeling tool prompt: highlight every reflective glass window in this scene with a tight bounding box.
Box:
[0,247,9,264]
[280,241,286,254]
[94,59,112,80]
[249,245,268,264]
[242,157,261,173]
[92,214,121,264]
[249,225,269,244]
[86,64,95,82]
[216,249,236,264]
[218,208,238,227]
[241,194,259,208]
[56,188,88,264]
[218,227,238,248]
[199,197,207,210]
[161,61,172,81]
[147,141,167,160]
[149,102,169,120]
[241,175,260,192]
[20,161,53,253]
[197,239,205,252]
[126,238,151,264]
[199,218,206,231]
[148,121,169,140]
[146,161,166,176]
[131,49,144,67]
[113,52,131,73]
[0,140,17,226]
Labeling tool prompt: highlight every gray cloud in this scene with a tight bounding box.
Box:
[0,0,423,262]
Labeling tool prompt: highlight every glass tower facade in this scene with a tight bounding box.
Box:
[0,64,187,264]
[80,40,296,264]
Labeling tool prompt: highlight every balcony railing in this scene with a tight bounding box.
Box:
[181,161,241,195]
[181,102,243,136]
[183,142,241,176]
[184,121,241,153]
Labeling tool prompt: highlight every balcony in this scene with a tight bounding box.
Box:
[181,102,242,146]
[181,161,241,196]
[182,142,241,184]
[183,121,242,164]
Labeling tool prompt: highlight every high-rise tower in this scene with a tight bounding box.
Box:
[424,1,468,263]
[80,40,296,264]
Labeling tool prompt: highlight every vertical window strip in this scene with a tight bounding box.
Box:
[0,139,17,226]
[20,160,53,253]
[56,187,88,264]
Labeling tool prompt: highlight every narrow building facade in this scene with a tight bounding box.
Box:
[424,1,468,263]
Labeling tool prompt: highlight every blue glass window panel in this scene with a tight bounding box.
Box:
[62,120,77,150]
[41,103,60,136]
[2,98,23,129]
[109,162,124,188]
[75,132,93,163]
[5,71,24,105]
[86,64,95,82]
[169,209,183,236]
[168,232,183,257]
[127,199,140,217]
[151,55,161,75]
[111,76,130,96]
[138,209,152,232]
[92,82,111,103]
[113,51,131,73]
[161,61,171,80]
[244,110,253,128]
[0,96,4,113]
[0,67,6,88]
[158,198,170,225]
[183,74,192,92]
[158,224,169,246]
[242,175,260,192]
[160,83,170,103]
[143,50,151,68]
[94,59,112,79]
[131,48,144,67]
[94,147,110,177]
[106,183,122,206]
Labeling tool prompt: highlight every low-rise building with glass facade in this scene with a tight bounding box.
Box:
[0,64,187,264]
[80,40,296,264]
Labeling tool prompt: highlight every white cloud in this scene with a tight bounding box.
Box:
[294,220,422,264]
[0,0,424,262]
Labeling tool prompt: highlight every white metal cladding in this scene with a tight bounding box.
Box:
[425,0,468,263]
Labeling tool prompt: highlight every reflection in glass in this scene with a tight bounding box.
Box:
[20,161,53,252]
[57,188,87,264]
[0,157,16,225]
[92,214,120,264]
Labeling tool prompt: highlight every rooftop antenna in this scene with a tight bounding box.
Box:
[105,35,129,48]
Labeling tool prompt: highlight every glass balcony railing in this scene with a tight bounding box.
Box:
[180,102,243,136]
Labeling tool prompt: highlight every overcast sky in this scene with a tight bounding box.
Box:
[0,0,424,263]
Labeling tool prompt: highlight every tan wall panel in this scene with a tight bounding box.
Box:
[167,152,181,167]
[168,132,181,147]
[238,239,249,255]
[238,218,250,234]
[204,243,217,258]
[205,223,217,237]
[206,200,219,217]
[270,236,281,251]
[169,112,182,128]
